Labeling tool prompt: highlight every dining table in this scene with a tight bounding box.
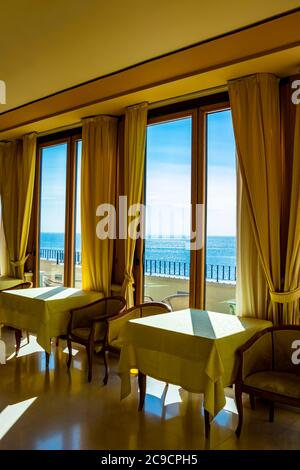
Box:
[0,275,24,291]
[0,276,24,363]
[0,286,103,365]
[118,308,272,438]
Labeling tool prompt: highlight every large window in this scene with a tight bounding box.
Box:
[144,116,192,308]
[143,103,237,312]
[37,134,82,288]
[39,143,67,287]
[205,110,236,314]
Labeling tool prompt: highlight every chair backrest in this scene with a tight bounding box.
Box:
[162,294,189,311]
[70,295,126,329]
[5,282,33,290]
[126,301,171,319]
[272,326,300,374]
[240,325,300,379]
[242,331,273,378]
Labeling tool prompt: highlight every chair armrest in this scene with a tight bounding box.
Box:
[91,313,116,323]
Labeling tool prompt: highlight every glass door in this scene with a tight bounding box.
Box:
[205,109,237,314]
[39,142,68,287]
[143,116,192,310]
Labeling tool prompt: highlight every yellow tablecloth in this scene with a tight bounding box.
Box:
[0,276,24,290]
[118,309,272,417]
[0,286,104,353]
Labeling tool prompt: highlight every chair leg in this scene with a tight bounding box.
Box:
[67,338,72,370]
[249,393,256,410]
[103,349,108,385]
[138,371,146,411]
[204,409,210,439]
[56,337,59,347]
[26,331,30,344]
[269,401,275,423]
[45,352,50,368]
[235,384,243,437]
[15,329,22,356]
[86,343,93,382]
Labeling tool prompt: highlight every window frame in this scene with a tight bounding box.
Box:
[34,129,82,287]
[143,98,231,309]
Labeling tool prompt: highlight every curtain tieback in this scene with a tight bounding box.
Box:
[270,286,300,304]
[121,272,135,296]
[124,273,135,286]
[10,254,29,267]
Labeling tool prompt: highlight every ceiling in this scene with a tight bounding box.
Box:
[1,0,300,113]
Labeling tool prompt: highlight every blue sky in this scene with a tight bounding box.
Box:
[40,110,236,237]
[146,110,236,237]
[40,143,67,233]
[40,141,82,234]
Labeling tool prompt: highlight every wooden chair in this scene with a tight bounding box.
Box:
[107,301,171,353]
[4,282,33,354]
[66,296,126,384]
[235,325,300,437]
[162,293,189,311]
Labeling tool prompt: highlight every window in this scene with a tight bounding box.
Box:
[37,133,82,288]
[39,143,67,287]
[143,100,237,312]
[205,110,236,314]
[144,116,192,309]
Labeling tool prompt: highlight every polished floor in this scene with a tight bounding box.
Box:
[0,327,299,450]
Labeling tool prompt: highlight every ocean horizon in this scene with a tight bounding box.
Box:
[40,232,236,269]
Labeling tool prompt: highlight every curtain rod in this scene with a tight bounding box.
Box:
[37,83,228,136]
[38,122,82,137]
[148,84,228,109]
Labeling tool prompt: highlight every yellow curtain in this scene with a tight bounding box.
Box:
[121,102,148,306]
[282,106,300,323]
[236,167,269,319]
[0,133,36,279]
[228,74,282,323]
[81,116,118,295]
[0,204,9,275]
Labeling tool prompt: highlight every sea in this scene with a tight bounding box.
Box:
[40,233,236,281]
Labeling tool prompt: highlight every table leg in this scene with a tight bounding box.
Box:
[0,339,6,364]
[45,352,50,369]
[204,409,210,439]
[15,329,22,356]
[138,371,146,411]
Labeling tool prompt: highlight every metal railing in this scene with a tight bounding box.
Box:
[145,259,236,282]
[40,248,236,282]
[40,248,81,265]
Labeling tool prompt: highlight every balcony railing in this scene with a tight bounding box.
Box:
[40,248,81,265]
[144,259,236,282]
[40,248,236,283]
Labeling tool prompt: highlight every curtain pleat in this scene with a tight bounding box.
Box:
[282,106,300,323]
[81,116,118,295]
[121,102,148,306]
[236,166,269,319]
[229,74,282,323]
[0,133,36,279]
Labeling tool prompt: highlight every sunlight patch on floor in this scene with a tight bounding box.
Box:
[164,384,182,406]
[6,335,44,361]
[146,377,168,399]
[0,397,37,440]
[17,337,44,358]
[224,396,238,414]
[62,347,79,357]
